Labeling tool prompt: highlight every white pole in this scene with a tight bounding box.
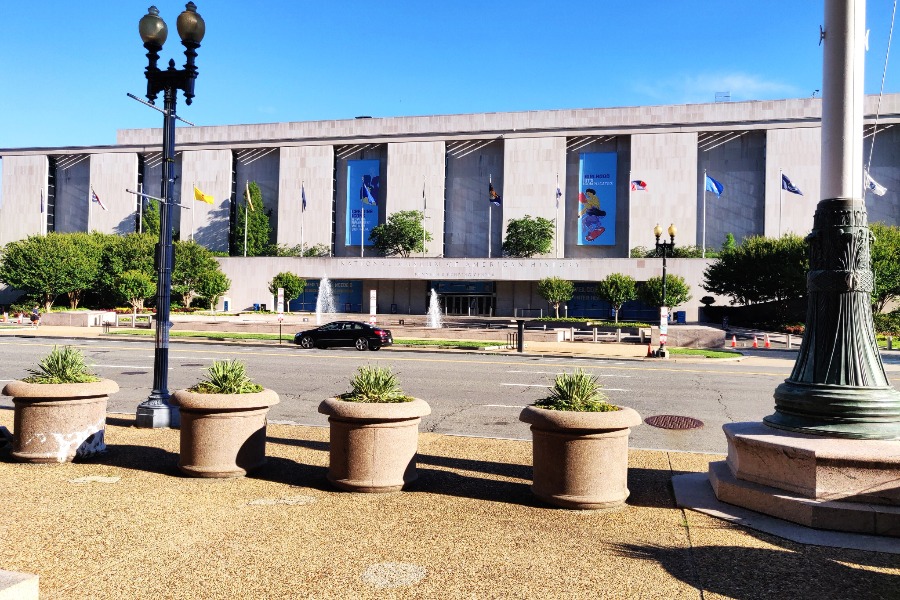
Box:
[556,172,560,258]
[779,168,783,236]
[422,176,427,258]
[190,182,194,242]
[88,186,92,233]
[821,0,865,200]
[488,174,492,259]
[361,178,365,258]
[300,180,305,252]
[138,182,143,233]
[243,202,248,258]
[702,169,707,258]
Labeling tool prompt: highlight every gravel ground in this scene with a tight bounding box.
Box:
[0,413,897,599]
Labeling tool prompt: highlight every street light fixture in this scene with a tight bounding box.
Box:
[653,223,676,357]
[135,3,205,429]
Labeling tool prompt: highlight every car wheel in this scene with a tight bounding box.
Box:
[355,337,369,351]
[299,336,315,349]
[369,343,381,351]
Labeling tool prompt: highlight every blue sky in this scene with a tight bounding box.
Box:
[1,1,899,150]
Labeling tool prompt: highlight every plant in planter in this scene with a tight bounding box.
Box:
[519,369,641,510]
[172,359,279,478]
[318,366,431,492]
[1,346,118,463]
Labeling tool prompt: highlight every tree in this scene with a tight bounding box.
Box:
[233,181,272,256]
[142,198,161,237]
[630,245,713,259]
[637,274,692,309]
[870,222,900,313]
[596,274,637,323]
[721,232,736,253]
[702,234,808,305]
[268,272,306,310]
[196,270,231,310]
[502,216,554,258]
[369,210,431,257]
[115,270,156,314]
[61,232,104,309]
[98,232,156,303]
[537,276,574,318]
[172,240,223,308]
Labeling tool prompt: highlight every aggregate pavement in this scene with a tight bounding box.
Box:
[1,319,898,598]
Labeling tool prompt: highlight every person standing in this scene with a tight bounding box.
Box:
[30,305,40,328]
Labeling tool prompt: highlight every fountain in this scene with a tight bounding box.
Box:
[315,276,336,325]
[427,288,442,329]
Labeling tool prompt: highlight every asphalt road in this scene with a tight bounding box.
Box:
[3,336,849,454]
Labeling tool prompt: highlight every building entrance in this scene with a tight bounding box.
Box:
[440,294,495,316]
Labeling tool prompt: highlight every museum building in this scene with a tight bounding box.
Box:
[2,95,900,320]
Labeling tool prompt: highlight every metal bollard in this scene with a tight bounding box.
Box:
[787,334,792,349]
[889,336,894,351]
[616,328,622,342]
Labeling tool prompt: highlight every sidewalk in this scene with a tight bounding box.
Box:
[1,414,897,599]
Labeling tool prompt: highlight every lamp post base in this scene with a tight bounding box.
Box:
[136,400,180,429]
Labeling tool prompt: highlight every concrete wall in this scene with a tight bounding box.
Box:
[503,137,567,256]
[0,154,47,244]
[765,127,822,237]
[699,131,766,247]
[865,125,900,225]
[138,152,183,234]
[179,149,233,251]
[445,140,504,257]
[277,145,335,249]
[386,141,446,256]
[89,153,138,235]
[54,155,90,233]
[235,148,279,245]
[629,132,699,252]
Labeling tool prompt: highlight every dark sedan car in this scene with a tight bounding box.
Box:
[293,320,393,351]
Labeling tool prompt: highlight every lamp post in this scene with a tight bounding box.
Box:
[653,223,676,357]
[134,3,205,429]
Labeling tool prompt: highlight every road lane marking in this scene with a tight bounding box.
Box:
[501,383,547,388]
[484,404,528,408]
[506,370,631,377]
[92,364,170,370]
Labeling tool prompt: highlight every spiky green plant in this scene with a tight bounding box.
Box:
[24,346,100,384]
[533,369,619,412]
[189,359,263,394]
[340,366,413,403]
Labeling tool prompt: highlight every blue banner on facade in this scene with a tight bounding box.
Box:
[346,159,381,246]
[577,152,617,246]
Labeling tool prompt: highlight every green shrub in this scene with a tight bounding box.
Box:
[189,359,263,394]
[874,311,900,335]
[534,369,619,412]
[340,366,413,403]
[24,346,100,384]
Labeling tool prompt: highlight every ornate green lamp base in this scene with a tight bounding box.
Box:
[765,197,900,440]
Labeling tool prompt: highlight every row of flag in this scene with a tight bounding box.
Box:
[40,170,894,216]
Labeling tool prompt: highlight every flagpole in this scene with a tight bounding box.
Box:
[243,180,249,258]
[138,182,144,234]
[88,187,92,233]
[556,172,560,258]
[488,174,492,259]
[779,168,783,237]
[422,176,427,258]
[361,177,365,258]
[191,183,195,242]
[702,169,707,258]
[300,180,305,252]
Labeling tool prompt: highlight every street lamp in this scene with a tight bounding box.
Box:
[653,223,676,357]
[135,3,205,428]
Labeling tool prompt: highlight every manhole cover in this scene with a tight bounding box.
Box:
[644,415,704,430]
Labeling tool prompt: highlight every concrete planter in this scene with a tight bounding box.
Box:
[171,388,280,478]
[318,397,431,493]
[519,405,642,510]
[2,379,119,463]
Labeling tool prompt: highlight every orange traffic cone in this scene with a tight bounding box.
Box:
[647,343,654,357]
[764,334,771,349]
[731,335,737,348]
[752,336,759,348]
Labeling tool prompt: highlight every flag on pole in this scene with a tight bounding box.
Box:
[301,183,307,211]
[193,186,214,204]
[423,182,427,210]
[630,180,647,191]
[555,185,562,206]
[245,180,254,211]
[362,178,377,206]
[865,170,888,196]
[781,174,803,195]
[704,174,724,197]
[489,182,502,206]
[90,187,107,210]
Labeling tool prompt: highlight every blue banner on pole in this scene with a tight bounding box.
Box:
[346,159,380,246]
[577,152,617,246]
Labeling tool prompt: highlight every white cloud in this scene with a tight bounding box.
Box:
[633,72,800,105]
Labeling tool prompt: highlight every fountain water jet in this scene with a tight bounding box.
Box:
[427,288,442,329]
[315,276,336,325]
